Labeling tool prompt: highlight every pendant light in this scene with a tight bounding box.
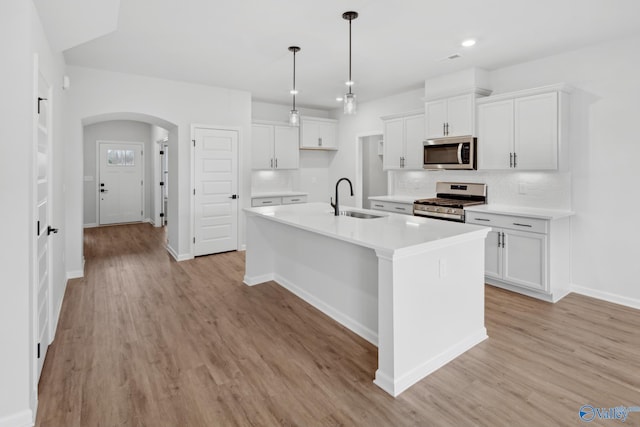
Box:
[342,11,358,115]
[288,46,301,126]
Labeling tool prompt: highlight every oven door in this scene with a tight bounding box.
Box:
[423,136,476,170]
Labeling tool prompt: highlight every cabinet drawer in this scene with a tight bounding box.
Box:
[251,197,281,207]
[282,195,307,205]
[467,212,547,234]
[370,200,413,215]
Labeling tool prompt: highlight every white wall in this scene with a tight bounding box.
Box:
[251,101,334,202]
[362,135,387,208]
[0,0,66,424]
[329,88,424,208]
[82,120,153,226]
[486,35,640,305]
[64,66,252,267]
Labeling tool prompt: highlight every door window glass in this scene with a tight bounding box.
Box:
[107,149,135,166]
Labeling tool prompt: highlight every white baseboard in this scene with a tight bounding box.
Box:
[66,270,83,280]
[273,273,378,346]
[0,410,33,427]
[243,273,274,286]
[374,328,488,397]
[238,244,246,251]
[166,244,192,262]
[83,223,98,228]
[571,284,640,310]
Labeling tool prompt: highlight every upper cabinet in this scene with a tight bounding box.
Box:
[425,93,476,138]
[300,117,338,150]
[477,84,570,171]
[252,122,299,170]
[381,111,425,170]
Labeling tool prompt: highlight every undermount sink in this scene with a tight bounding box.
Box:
[336,210,384,219]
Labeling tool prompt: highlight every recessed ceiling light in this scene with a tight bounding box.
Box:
[461,39,476,47]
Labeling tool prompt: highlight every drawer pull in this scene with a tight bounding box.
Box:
[394,207,406,211]
[290,198,300,202]
[474,218,490,222]
[513,222,532,228]
[262,201,273,204]
[374,204,383,208]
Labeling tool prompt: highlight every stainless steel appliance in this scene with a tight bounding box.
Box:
[413,182,487,222]
[423,135,476,170]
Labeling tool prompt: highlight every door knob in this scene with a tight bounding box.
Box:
[100,189,108,193]
[229,194,238,199]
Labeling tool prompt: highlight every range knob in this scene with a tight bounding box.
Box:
[448,208,455,214]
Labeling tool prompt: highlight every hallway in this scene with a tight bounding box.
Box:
[35,224,640,426]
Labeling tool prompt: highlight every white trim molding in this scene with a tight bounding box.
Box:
[0,410,33,427]
[166,244,193,262]
[571,285,640,310]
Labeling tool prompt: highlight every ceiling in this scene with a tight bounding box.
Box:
[39,0,640,110]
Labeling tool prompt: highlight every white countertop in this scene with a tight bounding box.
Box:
[368,195,423,204]
[465,204,574,220]
[251,191,308,198]
[245,202,488,255]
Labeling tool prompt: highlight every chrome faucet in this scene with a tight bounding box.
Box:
[330,177,354,216]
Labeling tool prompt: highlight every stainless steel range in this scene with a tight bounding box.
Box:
[413,182,487,222]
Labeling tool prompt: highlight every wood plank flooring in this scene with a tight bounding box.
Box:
[36,223,640,426]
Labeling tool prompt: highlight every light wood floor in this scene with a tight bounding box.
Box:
[36,223,640,426]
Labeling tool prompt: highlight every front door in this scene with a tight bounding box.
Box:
[98,142,144,225]
[193,127,239,256]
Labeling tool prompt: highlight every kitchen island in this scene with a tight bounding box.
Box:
[243,202,489,396]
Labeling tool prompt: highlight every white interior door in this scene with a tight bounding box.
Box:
[35,70,53,381]
[194,127,238,256]
[98,142,144,225]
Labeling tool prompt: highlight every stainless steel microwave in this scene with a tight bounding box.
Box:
[423,136,476,170]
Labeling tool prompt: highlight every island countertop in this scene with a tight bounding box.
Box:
[245,202,488,256]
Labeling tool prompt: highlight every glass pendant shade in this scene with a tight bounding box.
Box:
[343,92,357,115]
[289,109,300,126]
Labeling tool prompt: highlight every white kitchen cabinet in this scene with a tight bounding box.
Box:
[425,93,475,138]
[477,84,570,171]
[252,122,299,170]
[300,117,338,150]
[466,207,572,302]
[381,111,424,170]
[369,200,413,215]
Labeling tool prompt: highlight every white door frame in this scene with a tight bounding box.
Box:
[96,140,145,225]
[190,124,243,257]
[354,130,384,209]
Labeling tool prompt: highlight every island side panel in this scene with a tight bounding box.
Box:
[374,237,488,397]
[244,214,379,344]
[244,213,277,285]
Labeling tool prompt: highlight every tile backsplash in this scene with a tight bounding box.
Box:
[251,170,295,194]
[391,170,572,210]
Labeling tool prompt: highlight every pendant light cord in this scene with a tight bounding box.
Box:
[348,17,352,95]
[292,49,296,110]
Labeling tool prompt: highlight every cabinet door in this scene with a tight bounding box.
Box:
[300,120,320,148]
[425,100,447,138]
[273,126,299,169]
[318,121,337,149]
[446,94,474,136]
[403,114,425,169]
[484,228,502,280]
[503,230,547,291]
[477,100,514,170]
[252,124,274,170]
[514,92,558,170]
[383,118,404,170]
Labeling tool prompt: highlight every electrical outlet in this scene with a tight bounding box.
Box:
[518,182,527,195]
[438,259,447,278]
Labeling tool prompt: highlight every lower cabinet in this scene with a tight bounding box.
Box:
[251,195,307,207]
[467,210,571,302]
[369,200,413,215]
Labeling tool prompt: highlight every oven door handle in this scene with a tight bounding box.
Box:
[457,143,463,164]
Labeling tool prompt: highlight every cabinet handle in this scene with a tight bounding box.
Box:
[262,201,273,204]
[270,158,274,168]
[509,153,513,168]
[474,218,490,222]
[275,158,278,168]
[513,152,517,168]
[290,198,300,202]
[374,204,383,208]
[513,222,532,228]
[445,122,449,136]
[318,137,322,147]
[501,232,505,248]
[395,207,405,210]
[443,123,446,136]
[497,232,502,248]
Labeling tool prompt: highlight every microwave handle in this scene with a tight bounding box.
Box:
[457,143,463,164]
